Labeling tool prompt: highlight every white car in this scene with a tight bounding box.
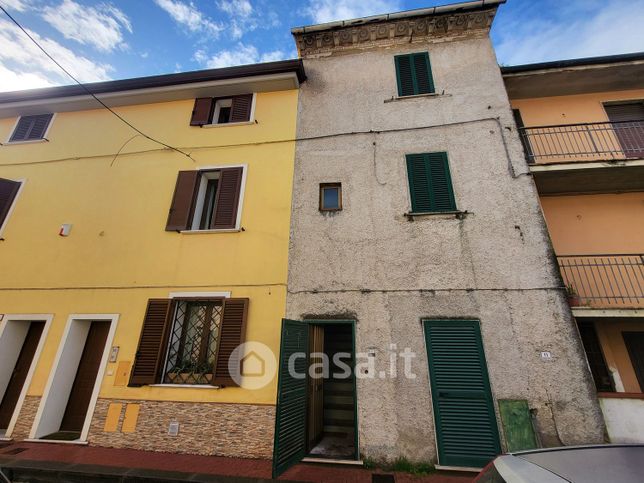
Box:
[474,444,644,483]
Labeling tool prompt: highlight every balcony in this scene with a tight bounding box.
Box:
[558,254,644,309]
[520,120,644,195]
[520,120,644,164]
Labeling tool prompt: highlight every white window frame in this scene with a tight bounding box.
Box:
[29,314,119,444]
[0,314,54,440]
[181,164,248,233]
[5,113,56,144]
[0,178,25,239]
[201,94,256,128]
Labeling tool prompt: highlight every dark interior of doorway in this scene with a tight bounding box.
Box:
[42,320,110,441]
[307,323,356,460]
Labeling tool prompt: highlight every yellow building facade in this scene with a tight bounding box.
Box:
[0,61,305,457]
[504,53,644,444]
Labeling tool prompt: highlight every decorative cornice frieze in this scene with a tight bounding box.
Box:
[294,8,497,57]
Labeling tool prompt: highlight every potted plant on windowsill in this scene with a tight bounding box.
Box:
[566,284,581,307]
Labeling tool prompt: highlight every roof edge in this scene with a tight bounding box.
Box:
[501,52,644,75]
[0,59,306,104]
[291,0,505,34]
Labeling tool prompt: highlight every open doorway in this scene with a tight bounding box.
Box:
[31,315,117,442]
[307,322,357,460]
[273,319,358,477]
[0,315,51,439]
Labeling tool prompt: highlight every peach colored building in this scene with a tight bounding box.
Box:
[504,52,644,443]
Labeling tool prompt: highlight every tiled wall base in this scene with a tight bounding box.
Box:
[88,399,275,459]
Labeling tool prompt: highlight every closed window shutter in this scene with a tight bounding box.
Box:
[10,114,53,141]
[129,299,173,386]
[0,178,21,228]
[427,152,456,211]
[230,94,253,123]
[604,102,644,122]
[212,298,249,386]
[406,154,432,212]
[190,98,213,126]
[166,171,199,231]
[212,166,243,229]
[395,53,434,96]
[412,52,435,94]
[395,55,415,97]
[406,152,456,212]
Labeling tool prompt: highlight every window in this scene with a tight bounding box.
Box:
[189,94,253,126]
[0,178,22,232]
[578,321,614,392]
[165,166,244,232]
[604,102,644,158]
[394,52,435,97]
[623,331,644,392]
[129,297,249,387]
[9,114,53,142]
[406,152,456,213]
[163,300,223,385]
[319,183,342,211]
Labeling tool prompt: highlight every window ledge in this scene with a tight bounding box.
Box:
[200,120,254,128]
[3,138,48,145]
[150,384,222,389]
[405,210,468,220]
[180,228,241,234]
[384,92,450,103]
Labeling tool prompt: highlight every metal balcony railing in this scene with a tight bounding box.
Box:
[558,254,644,308]
[519,120,644,163]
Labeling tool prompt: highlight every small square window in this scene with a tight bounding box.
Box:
[320,183,342,211]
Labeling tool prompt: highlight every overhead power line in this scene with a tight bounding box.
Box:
[0,5,196,162]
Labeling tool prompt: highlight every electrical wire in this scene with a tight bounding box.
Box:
[0,5,196,163]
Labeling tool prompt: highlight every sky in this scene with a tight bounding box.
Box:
[0,0,643,93]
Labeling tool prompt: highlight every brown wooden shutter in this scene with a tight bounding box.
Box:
[166,171,199,231]
[212,298,249,386]
[212,167,243,229]
[10,114,53,142]
[230,94,253,123]
[129,299,173,387]
[190,98,213,126]
[0,178,21,228]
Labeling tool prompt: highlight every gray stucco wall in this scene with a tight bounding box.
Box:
[288,32,604,463]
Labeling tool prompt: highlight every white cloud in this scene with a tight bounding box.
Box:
[194,43,286,69]
[494,0,644,65]
[0,0,31,12]
[154,0,223,37]
[217,0,253,18]
[0,17,112,92]
[306,0,401,24]
[42,0,132,53]
[0,64,54,91]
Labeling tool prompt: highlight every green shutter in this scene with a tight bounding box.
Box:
[272,319,309,478]
[412,52,435,94]
[498,400,538,452]
[406,152,456,213]
[395,52,435,96]
[424,320,501,468]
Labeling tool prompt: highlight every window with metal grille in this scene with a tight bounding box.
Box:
[9,114,53,142]
[394,52,435,97]
[163,300,223,385]
[406,152,456,213]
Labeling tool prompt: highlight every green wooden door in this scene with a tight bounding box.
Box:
[272,319,309,478]
[424,320,501,468]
